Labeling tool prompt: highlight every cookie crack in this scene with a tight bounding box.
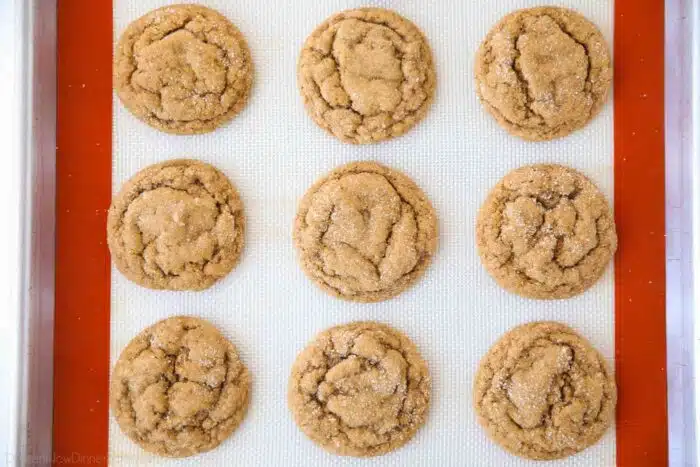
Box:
[495,186,602,283]
[123,16,249,127]
[513,39,548,122]
[478,330,615,459]
[118,182,231,281]
[299,332,425,447]
[480,13,600,138]
[121,329,189,440]
[501,343,609,429]
[304,15,431,142]
[119,325,242,450]
[555,27,595,121]
[200,351,232,431]
[312,173,423,294]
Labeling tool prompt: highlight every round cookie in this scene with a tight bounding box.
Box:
[293,161,438,302]
[289,321,431,457]
[298,8,436,144]
[474,321,617,460]
[475,7,612,141]
[114,4,253,134]
[110,316,250,457]
[476,164,617,299]
[107,159,245,291]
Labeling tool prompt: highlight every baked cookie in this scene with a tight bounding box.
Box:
[110,316,250,457]
[476,164,616,299]
[298,8,436,144]
[474,321,617,460]
[293,161,438,302]
[475,7,612,141]
[107,159,245,291]
[289,321,430,457]
[114,4,253,134]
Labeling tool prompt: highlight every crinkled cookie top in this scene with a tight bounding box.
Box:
[298,8,436,144]
[114,4,252,134]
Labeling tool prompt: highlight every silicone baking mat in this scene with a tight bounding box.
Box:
[53,0,667,466]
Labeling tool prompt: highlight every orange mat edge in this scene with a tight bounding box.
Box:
[613,0,668,465]
[53,0,112,465]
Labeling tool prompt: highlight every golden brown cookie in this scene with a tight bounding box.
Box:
[288,321,430,457]
[114,4,253,134]
[474,321,617,460]
[293,161,438,302]
[475,7,612,141]
[107,159,245,291]
[298,8,436,144]
[476,164,616,299]
[110,316,250,457]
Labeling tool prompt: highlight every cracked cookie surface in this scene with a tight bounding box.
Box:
[289,321,430,457]
[298,8,436,144]
[107,159,245,291]
[110,316,250,457]
[476,164,616,299]
[114,4,253,134]
[474,321,616,460]
[293,161,437,302]
[475,7,612,141]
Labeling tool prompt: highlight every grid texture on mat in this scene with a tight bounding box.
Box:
[110,0,615,465]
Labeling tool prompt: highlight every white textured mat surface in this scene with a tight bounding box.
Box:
[110,1,615,465]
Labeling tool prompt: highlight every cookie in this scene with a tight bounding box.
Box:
[474,321,616,460]
[298,8,436,144]
[107,159,245,291]
[293,161,438,302]
[110,316,250,457]
[114,5,253,134]
[475,7,612,141]
[288,321,430,457]
[476,164,616,299]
